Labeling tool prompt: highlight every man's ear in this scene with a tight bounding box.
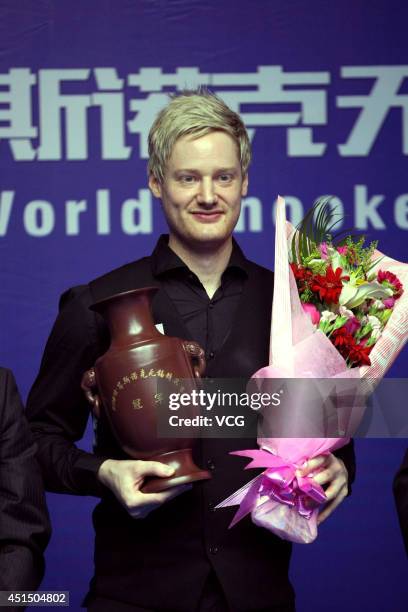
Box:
[149,173,162,199]
[241,173,249,197]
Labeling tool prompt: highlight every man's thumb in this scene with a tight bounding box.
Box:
[139,461,175,479]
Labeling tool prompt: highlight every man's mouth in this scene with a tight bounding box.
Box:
[190,210,225,222]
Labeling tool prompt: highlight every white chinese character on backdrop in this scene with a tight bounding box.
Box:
[0,69,94,161]
[36,69,91,160]
[211,66,330,156]
[3,68,132,161]
[337,66,408,156]
[0,69,37,161]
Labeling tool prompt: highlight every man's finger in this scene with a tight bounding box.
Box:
[135,460,175,479]
[312,467,338,487]
[297,455,328,477]
[323,477,347,502]
[317,485,347,525]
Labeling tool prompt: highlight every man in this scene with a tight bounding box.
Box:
[0,368,50,595]
[393,450,408,556]
[26,90,355,611]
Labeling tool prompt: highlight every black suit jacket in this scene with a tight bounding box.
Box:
[26,241,355,611]
[393,449,408,556]
[0,368,50,592]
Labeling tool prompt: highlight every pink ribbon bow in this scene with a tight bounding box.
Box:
[220,449,327,528]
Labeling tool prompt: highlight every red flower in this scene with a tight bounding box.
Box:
[291,263,308,280]
[331,327,355,348]
[311,267,349,304]
[330,328,371,366]
[348,343,372,367]
[377,270,404,298]
[330,327,356,359]
[290,263,313,292]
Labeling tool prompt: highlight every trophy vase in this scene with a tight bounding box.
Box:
[81,287,211,493]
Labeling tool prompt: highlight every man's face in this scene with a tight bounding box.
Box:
[149,130,248,250]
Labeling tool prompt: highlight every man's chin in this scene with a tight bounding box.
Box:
[182,229,233,252]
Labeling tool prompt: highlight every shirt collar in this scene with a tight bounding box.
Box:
[151,234,249,278]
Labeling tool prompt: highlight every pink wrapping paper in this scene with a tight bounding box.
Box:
[358,247,408,393]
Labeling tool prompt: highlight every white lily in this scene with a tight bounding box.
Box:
[339,280,393,309]
[329,247,347,272]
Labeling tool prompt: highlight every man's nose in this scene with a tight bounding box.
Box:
[196,178,217,207]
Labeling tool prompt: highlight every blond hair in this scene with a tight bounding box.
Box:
[148,89,251,182]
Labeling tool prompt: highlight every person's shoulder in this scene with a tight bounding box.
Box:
[240,257,274,304]
[89,255,152,289]
[244,257,274,280]
[0,368,21,422]
[58,255,153,312]
[0,368,16,406]
[88,255,155,303]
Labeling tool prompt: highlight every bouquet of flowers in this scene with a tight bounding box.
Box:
[290,198,404,369]
[216,196,408,544]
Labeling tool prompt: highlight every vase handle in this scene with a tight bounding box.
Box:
[183,341,206,378]
[81,367,101,418]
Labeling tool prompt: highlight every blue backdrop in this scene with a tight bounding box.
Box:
[0,1,407,610]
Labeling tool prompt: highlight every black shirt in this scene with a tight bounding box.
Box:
[151,235,248,361]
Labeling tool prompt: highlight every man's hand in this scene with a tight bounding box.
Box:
[297,453,348,525]
[97,459,191,518]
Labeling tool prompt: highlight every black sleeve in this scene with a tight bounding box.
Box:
[26,286,108,497]
[333,439,356,495]
[393,449,408,556]
[0,369,51,591]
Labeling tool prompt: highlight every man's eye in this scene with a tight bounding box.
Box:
[218,174,233,183]
[180,175,196,183]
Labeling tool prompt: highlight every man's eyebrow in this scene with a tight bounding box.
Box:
[173,167,238,174]
[173,168,199,174]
